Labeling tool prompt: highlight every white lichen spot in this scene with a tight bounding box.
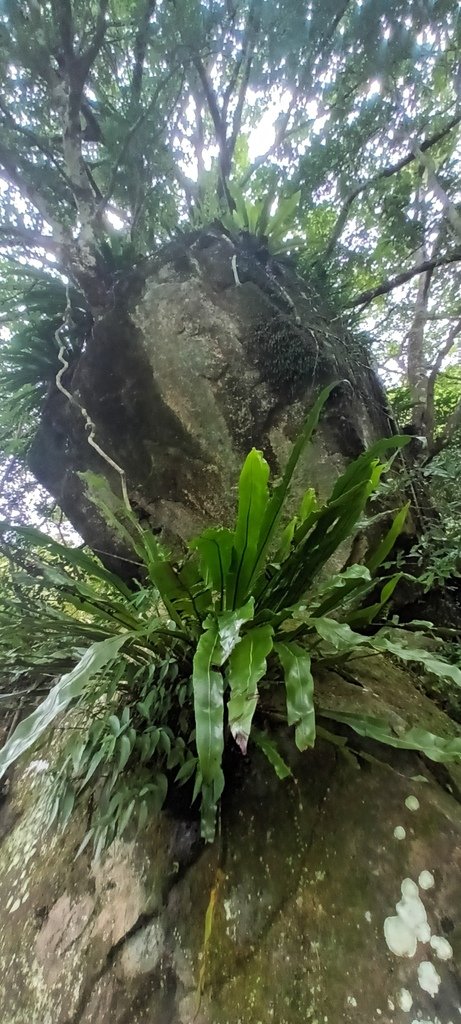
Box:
[396,879,429,941]
[401,878,419,899]
[405,796,420,811]
[418,870,435,890]
[365,911,372,923]
[387,998,395,1011]
[417,960,441,997]
[394,826,406,840]
[8,898,20,914]
[430,935,453,961]
[398,988,413,1012]
[346,996,357,1007]
[384,876,433,956]
[384,916,417,957]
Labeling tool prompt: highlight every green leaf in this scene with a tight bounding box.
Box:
[329,436,410,504]
[118,798,136,837]
[276,480,373,605]
[67,737,87,773]
[200,775,225,842]
[366,504,410,575]
[215,599,254,662]
[227,624,274,753]
[318,710,461,764]
[309,616,371,652]
[118,734,132,770]
[267,190,301,243]
[253,384,336,588]
[228,449,270,607]
[246,198,264,234]
[108,715,121,736]
[375,636,461,687]
[346,573,403,627]
[275,641,315,750]
[312,564,372,617]
[58,787,75,827]
[190,527,234,606]
[256,176,278,237]
[192,627,225,840]
[79,747,106,788]
[228,183,249,230]
[0,521,132,599]
[147,560,194,626]
[274,515,298,564]
[175,757,198,785]
[0,635,128,779]
[252,729,292,779]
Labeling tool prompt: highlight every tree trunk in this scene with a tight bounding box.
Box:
[1,228,460,1024]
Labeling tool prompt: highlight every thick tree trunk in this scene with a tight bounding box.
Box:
[1,228,459,1024]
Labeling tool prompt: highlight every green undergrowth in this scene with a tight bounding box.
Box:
[1,384,461,856]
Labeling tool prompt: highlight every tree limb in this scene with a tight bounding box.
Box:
[99,66,184,215]
[224,0,261,169]
[239,93,299,187]
[0,224,61,256]
[193,54,229,179]
[413,144,461,243]
[345,251,461,310]
[405,219,432,431]
[0,142,69,244]
[425,318,461,448]
[130,0,156,108]
[0,99,76,196]
[424,396,461,461]
[53,0,75,60]
[78,0,109,79]
[324,112,461,260]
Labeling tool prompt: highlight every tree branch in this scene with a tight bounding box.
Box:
[99,66,184,215]
[131,0,156,108]
[0,99,76,196]
[239,92,299,187]
[323,112,461,260]
[78,0,109,78]
[413,144,461,243]
[224,0,260,170]
[0,142,69,244]
[53,0,75,59]
[193,54,228,178]
[425,396,461,460]
[405,216,432,430]
[425,317,461,447]
[0,224,61,256]
[345,251,461,310]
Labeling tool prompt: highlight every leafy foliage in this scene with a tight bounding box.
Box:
[220,182,302,255]
[0,270,91,456]
[1,0,460,430]
[1,387,461,852]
